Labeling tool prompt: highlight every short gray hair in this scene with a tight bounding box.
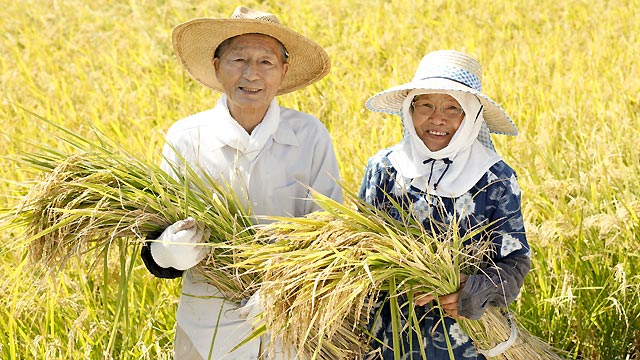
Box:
[213,34,289,63]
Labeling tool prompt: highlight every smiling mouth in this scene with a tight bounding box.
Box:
[427,130,448,136]
[240,87,261,93]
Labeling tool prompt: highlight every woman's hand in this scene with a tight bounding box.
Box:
[415,293,436,306]
[415,274,469,319]
[438,291,464,319]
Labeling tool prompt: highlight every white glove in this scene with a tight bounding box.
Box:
[150,217,210,270]
[238,289,266,337]
[238,289,265,323]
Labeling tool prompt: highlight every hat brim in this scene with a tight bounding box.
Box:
[172,18,331,95]
[366,78,518,136]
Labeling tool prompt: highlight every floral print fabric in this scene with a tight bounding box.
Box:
[358,148,530,359]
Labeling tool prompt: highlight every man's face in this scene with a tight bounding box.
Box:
[213,34,289,118]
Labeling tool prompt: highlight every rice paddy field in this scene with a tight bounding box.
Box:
[1,0,639,359]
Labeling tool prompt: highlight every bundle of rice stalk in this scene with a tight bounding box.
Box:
[235,190,565,360]
[1,118,256,300]
[460,308,566,359]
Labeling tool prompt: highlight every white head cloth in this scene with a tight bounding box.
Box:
[387,89,502,197]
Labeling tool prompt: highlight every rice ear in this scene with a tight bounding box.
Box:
[3,121,256,299]
[4,116,566,359]
[233,191,565,359]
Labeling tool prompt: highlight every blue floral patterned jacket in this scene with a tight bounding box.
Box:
[358,148,531,360]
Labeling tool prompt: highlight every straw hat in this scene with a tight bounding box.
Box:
[172,6,331,95]
[366,50,518,135]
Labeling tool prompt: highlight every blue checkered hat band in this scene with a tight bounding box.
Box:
[415,65,482,91]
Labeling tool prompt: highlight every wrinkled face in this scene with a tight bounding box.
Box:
[411,93,465,151]
[213,34,289,116]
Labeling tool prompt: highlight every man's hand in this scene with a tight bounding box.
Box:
[150,217,210,270]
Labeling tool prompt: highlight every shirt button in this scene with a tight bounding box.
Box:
[253,202,258,207]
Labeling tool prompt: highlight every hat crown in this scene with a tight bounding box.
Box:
[230,6,281,25]
[413,50,483,92]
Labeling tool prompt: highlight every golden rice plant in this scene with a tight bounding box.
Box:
[237,190,566,360]
[2,117,565,359]
[1,116,256,300]
[460,306,569,360]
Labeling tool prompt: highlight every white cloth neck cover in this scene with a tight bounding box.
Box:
[207,95,281,208]
[213,94,281,162]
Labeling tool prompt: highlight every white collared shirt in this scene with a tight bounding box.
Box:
[160,95,342,359]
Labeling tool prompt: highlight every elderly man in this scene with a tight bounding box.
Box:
[140,6,342,360]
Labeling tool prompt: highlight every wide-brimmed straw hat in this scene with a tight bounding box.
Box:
[366,50,518,135]
[172,6,331,95]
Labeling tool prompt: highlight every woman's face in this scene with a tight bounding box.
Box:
[411,93,465,151]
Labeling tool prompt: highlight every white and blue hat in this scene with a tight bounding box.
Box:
[366,50,518,136]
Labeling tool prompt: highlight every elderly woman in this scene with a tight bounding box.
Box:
[359,50,530,359]
[140,6,342,360]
